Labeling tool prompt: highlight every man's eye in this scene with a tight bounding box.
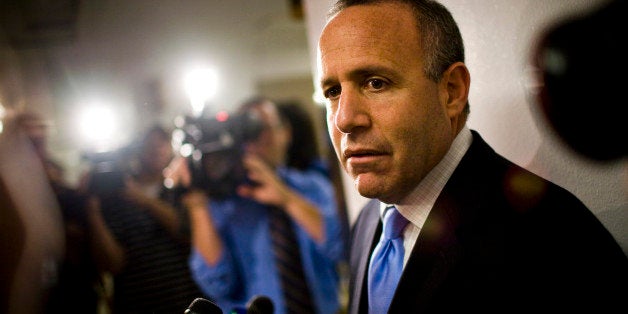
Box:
[367,79,385,90]
[325,86,341,99]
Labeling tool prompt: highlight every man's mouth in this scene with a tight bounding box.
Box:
[344,148,388,165]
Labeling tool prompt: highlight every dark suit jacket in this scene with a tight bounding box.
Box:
[348,131,627,313]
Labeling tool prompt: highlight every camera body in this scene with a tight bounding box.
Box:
[83,148,133,197]
[173,111,264,199]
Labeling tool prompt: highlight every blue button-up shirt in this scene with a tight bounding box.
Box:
[189,166,347,314]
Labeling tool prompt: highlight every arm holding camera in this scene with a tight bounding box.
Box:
[164,154,225,266]
[183,189,224,266]
[237,153,324,243]
[84,195,126,274]
[176,152,327,263]
[122,176,183,239]
[74,170,126,273]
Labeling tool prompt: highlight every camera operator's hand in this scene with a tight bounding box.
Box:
[76,170,93,195]
[238,154,324,242]
[121,176,184,238]
[237,154,290,207]
[163,155,192,188]
[122,177,151,207]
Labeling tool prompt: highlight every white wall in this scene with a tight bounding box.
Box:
[303,0,626,253]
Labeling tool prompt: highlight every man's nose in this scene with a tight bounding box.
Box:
[333,89,371,134]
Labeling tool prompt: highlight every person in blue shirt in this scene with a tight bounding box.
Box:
[176,97,347,314]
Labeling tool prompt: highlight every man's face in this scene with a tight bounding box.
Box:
[142,133,173,173]
[318,2,455,203]
[245,102,290,168]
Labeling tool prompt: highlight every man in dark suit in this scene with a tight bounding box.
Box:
[316,0,627,313]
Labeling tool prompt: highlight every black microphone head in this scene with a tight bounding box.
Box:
[246,295,274,314]
[533,0,627,161]
[185,297,223,314]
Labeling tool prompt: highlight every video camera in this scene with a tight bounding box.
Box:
[172,111,264,199]
[83,146,134,197]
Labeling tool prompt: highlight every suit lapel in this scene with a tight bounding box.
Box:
[389,189,463,312]
[389,131,489,312]
[348,199,381,314]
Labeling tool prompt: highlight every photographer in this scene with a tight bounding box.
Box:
[83,124,204,313]
[175,97,347,314]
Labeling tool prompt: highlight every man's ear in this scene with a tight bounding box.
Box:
[442,61,470,118]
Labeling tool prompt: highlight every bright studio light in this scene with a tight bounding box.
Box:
[77,104,118,151]
[184,67,219,117]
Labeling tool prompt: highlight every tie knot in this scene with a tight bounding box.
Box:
[382,206,408,239]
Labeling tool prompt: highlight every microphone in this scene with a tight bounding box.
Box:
[185,297,223,314]
[246,295,274,314]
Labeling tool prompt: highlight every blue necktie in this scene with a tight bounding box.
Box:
[368,205,409,313]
